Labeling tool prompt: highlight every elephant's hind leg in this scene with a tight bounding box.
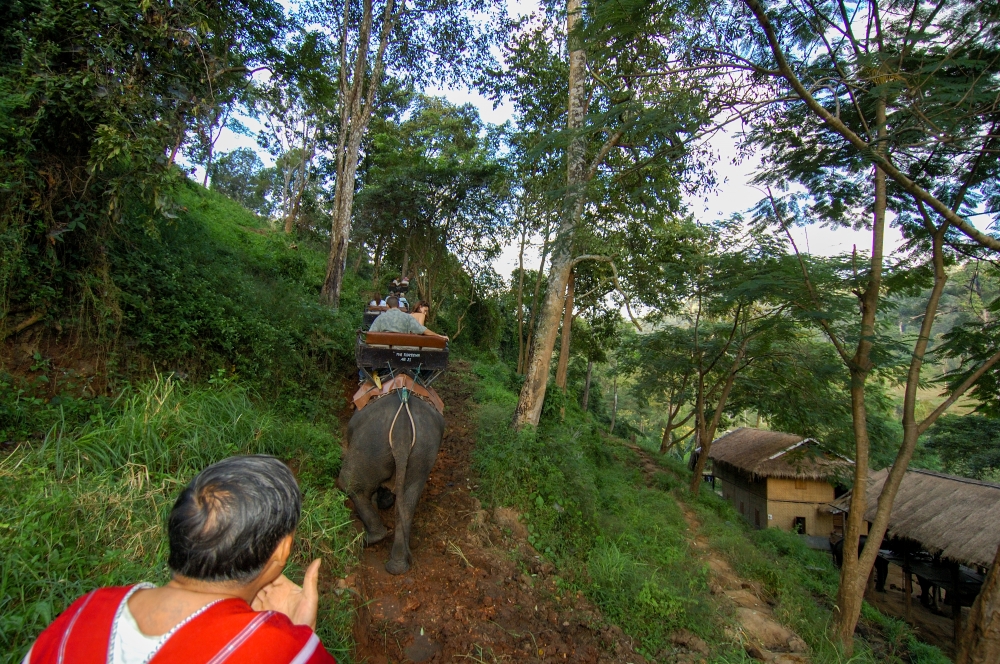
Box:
[346,486,389,545]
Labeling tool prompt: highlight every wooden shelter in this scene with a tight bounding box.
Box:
[832,468,1000,570]
[707,428,852,537]
[829,468,1000,648]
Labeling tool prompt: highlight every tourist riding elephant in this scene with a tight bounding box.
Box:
[338,389,445,574]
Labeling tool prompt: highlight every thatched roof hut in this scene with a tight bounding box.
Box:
[831,468,1000,568]
[708,427,852,480]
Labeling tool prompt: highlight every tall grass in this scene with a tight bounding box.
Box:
[0,377,356,663]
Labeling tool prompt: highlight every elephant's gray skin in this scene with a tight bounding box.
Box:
[338,390,444,575]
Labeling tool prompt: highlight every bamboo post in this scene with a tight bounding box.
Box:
[952,563,962,647]
[904,555,912,622]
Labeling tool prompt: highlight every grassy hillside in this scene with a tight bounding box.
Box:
[106,182,362,411]
[1,183,362,662]
[468,355,950,664]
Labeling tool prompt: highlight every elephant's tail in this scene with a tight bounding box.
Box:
[388,389,417,523]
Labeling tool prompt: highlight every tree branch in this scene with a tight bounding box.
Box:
[742,0,1000,253]
[586,129,625,182]
[917,349,1000,435]
[569,254,643,330]
[0,309,46,342]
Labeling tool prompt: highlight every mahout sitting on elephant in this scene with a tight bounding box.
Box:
[338,387,444,575]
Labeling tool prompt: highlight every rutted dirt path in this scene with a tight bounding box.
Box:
[338,362,647,664]
[627,445,812,664]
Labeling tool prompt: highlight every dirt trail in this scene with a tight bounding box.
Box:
[627,445,812,664]
[338,362,647,664]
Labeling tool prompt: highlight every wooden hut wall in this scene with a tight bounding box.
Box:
[766,477,836,537]
[715,461,768,529]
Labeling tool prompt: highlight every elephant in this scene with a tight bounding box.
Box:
[337,389,445,575]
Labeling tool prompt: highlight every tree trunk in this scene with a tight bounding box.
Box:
[660,400,674,454]
[581,358,593,411]
[957,543,1000,664]
[320,0,397,308]
[609,374,618,434]
[832,97,888,648]
[555,269,575,390]
[352,244,366,273]
[321,144,363,305]
[522,217,551,375]
[400,236,410,278]
[513,0,587,427]
[688,377,707,495]
[688,348,743,495]
[168,123,185,166]
[516,224,528,375]
[202,138,213,188]
[280,160,294,229]
[285,145,313,234]
[372,239,385,289]
[201,105,230,188]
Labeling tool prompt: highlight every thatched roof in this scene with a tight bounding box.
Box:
[830,468,1000,568]
[707,427,852,480]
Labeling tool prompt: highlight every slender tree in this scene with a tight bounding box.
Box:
[300,0,505,308]
[507,0,707,426]
[729,0,1000,644]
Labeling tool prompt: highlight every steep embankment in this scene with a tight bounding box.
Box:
[1,184,363,662]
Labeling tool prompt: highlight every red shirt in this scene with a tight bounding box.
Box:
[25,586,336,664]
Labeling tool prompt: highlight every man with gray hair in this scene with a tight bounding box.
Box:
[23,456,336,663]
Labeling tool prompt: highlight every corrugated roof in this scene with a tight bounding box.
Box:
[830,468,1000,568]
[707,427,852,480]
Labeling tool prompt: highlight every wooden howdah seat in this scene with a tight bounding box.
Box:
[364,331,446,349]
[355,329,449,372]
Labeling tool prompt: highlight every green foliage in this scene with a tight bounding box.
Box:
[353,94,511,347]
[0,0,284,321]
[106,183,361,414]
[937,283,1000,416]
[923,414,1000,482]
[0,378,355,664]
[208,148,277,216]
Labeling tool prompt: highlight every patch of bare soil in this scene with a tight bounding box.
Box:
[1,326,111,400]
[339,362,648,664]
[625,444,811,664]
[863,563,964,658]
